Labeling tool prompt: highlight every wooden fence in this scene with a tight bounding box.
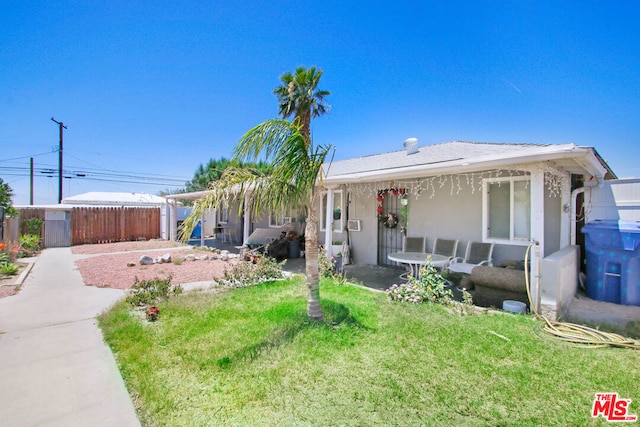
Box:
[71,207,160,245]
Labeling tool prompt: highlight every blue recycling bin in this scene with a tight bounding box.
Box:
[582,220,640,306]
[190,221,202,239]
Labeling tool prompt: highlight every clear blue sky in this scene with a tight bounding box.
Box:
[2,1,639,205]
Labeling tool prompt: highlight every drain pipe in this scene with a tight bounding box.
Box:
[528,240,542,315]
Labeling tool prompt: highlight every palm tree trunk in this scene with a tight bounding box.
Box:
[304,206,324,322]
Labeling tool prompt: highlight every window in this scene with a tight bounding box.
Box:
[483,177,531,244]
[217,202,229,224]
[320,190,343,232]
[269,207,298,228]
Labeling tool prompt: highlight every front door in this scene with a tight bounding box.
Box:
[377,188,403,266]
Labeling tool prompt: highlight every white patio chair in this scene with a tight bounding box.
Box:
[448,241,494,274]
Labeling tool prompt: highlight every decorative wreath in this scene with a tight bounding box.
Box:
[377,187,406,222]
[381,212,399,228]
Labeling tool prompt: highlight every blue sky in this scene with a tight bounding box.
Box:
[2,1,639,205]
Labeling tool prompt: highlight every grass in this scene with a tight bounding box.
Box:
[99,277,640,426]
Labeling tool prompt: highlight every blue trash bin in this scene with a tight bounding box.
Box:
[582,220,640,306]
[190,221,202,239]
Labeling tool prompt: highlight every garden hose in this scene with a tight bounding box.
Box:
[524,245,640,350]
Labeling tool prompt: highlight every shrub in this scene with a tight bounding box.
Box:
[387,258,453,305]
[219,252,285,288]
[19,234,41,254]
[25,218,44,236]
[125,275,183,307]
[1,241,26,261]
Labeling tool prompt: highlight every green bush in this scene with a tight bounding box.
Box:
[125,275,183,307]
[219,252,285,288]
[19,234,41,254]
[387,258,453,305]
[25,218,44,236]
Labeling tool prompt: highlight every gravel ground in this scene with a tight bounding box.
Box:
[74,241,237,289]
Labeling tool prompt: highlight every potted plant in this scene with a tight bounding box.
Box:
[333,206,341,220]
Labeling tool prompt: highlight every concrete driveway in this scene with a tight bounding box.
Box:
[0,248,140,426]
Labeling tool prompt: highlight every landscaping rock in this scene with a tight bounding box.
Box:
[126,262,136,267]
[161,253,172,263]
[139,255,154,265]
[197,255,208,261]
[184,254,196,262]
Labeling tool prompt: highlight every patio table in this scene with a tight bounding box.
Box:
[387,252,450,279]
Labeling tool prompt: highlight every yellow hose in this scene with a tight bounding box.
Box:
[524,244,640,350]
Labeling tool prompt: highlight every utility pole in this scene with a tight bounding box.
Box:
[30,157,34,205]
[51,117,67,203]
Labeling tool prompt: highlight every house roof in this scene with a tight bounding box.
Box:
[61,192,167,205]
[323,141,615,184]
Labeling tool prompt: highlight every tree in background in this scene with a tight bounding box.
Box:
[184,157,271,193]
[182,66,331,321]
[0,178,18,217]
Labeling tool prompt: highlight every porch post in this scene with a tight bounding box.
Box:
[559,172,571,248]
[530,167,545,313]
[324,187,334,257]
[243,191,251,244]
[169,200,178,242]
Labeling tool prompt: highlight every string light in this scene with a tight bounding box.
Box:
[344,167,566,201]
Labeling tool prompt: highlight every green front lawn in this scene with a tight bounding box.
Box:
[99,277,639,426]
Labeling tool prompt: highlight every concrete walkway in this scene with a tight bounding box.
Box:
[0,248,140,426]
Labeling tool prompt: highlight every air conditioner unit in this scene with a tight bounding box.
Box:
[347,219,361,232]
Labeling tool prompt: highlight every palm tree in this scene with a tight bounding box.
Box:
[273,66,330,146]
[182,66,332,321]
[181,119,332,321]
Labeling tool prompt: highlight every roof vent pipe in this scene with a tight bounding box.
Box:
[404,137,419,155]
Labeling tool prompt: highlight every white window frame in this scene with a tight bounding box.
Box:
[269,207,297,228]
[482,176,531,246]
[320,190,343,232]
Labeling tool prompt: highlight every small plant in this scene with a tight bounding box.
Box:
[145,305,160,321]
[219,252,285,288]
[387,258,453,305]
[1,241,24,261]
[25,217,44,236]
[172,258,183,265]
[19,234,41,254]
[0,262,19,276]
[125,275,183,307]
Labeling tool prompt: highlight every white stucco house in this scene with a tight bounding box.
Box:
[167,139,623,319]
[318,140,616,318]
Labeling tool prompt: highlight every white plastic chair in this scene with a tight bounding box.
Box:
[448,241,494,274]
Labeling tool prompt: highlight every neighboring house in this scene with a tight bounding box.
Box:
[318,140,616,319]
